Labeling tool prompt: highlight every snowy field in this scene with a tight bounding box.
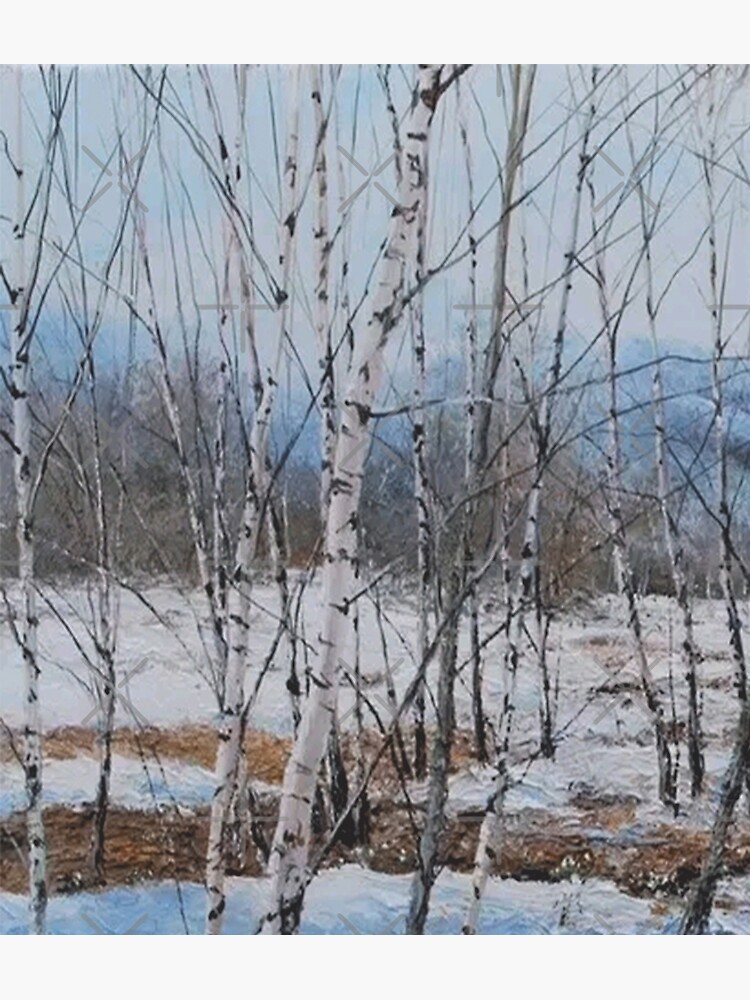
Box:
[2,867,748,936]
[0,579,742,742]
[1,579,749,933]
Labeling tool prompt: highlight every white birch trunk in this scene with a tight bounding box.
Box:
[705,166,748,707]
[410,138,431,781]
[633,157,705,797]
[464,74,589,933]
[205,66,301,933]
[457,91,486,764]
[310,65,351,824]
[261,66,444,934]
[311,65,336,521]
[406,571,460,933]
[681,168,750,928]
[652,357,704,794]
[13,327,47,935]
[212,355,229,659]
[10,66,47,934]
[597,255,676,810]
[89,400,117,882]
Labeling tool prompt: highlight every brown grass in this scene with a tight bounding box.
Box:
[1,725,291,785]
[1,721,478,791]
[4,799,748,901]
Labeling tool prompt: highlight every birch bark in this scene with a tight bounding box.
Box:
[464,77,591,933]
[261,66,445,934]
[410,123,432,781]
[10,65,50,934]
[206,67,302,933]
[681,163,750,928]
[595,231,676,811]
[406,571,460,933]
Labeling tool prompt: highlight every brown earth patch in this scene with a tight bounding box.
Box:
[568,788,640,831]
[0,722,478,792]
[0,725,291,785]
[3,795,750,904]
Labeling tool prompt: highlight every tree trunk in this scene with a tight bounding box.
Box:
[410,198,432,780]
[205,66,301,933]
[596,245,676,812]
[261,66,445,934]
[90,649,116,883]
[652,360,705,795]
[13,346,47,934]
[680,699,750,933]
[682,167,750,930]
[406,571,460,934]
[464,77,593,932]
[10,66,48,934]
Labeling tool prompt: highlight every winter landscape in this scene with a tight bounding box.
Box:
[2,62,750,936]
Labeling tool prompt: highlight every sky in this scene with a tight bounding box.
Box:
[2,64,750,392]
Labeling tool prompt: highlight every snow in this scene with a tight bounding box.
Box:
[0,582,293,733]
[0,581,742,749]
[0,754,218,819]
[2,583,749,932]
[0,866,676,935]
[445,739,737,832]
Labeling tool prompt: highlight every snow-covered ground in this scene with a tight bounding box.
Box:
[0,579,742,744]
[1,580,749,932]
[0,866,688,935]
[2,865,748,935]
[0,754,218,819]
[3,582,741,818]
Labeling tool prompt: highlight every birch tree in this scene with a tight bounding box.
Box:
[261,64,458,934]
[681,78,750,930]
[7,64,48,936]
[406,568,460,933]
[458,88,484,764]
[409,160,432,783]
[1,65,89,932]
[204,65,303,932]
[633,145,706,797]
[464,74,595,933]
[0,66,75,934]
[590,181,678,812]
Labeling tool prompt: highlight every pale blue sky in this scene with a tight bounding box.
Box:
[3,64,750,386]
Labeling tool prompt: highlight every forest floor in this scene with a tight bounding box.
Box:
[1,581,750,932]
[2,723,750,901]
